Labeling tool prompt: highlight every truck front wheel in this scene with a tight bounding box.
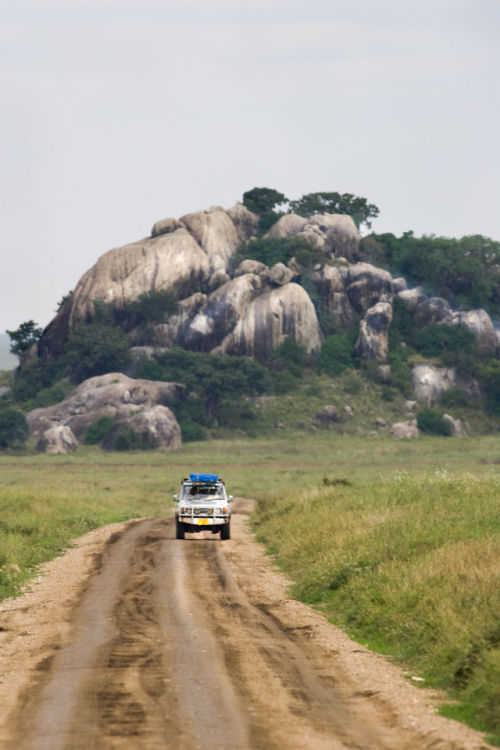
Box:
[175,519,185,539]
[220,521,231,540]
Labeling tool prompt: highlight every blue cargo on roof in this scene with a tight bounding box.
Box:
[189,473,218,483]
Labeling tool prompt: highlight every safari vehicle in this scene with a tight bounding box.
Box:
[174,473,233,540]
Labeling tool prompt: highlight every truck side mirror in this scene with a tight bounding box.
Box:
[173,494,178,501]
[229,495,234,502]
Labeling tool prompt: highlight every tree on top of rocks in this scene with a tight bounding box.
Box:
[242,187,289,235]
[242,187,288,215]
[289,192,379,230]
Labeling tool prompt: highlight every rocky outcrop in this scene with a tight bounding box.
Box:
[151,217,183,237]
[261,263,295,286]
[397,286,427,311]
[443,413,467,436]
[311,265,358,328]
[226,205,259,245]
[101,405,181,451]
[344,263,394,314]
[450,309,497,357]
[36,425,78,454]
[412,364,455,406]
[217,283,322,359]
[184,274,263,352]
[266,213,360,259]
[414,297,453,327]
[355,302,392,362]
[27,373,182,450]
[412,364,480,406]
[234,259,267,277]
[179,208,240,273]
[137,293,207,348]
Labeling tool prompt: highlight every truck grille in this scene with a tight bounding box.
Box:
[193,508,213,516]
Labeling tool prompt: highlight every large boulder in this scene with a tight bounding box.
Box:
[36,425,78,454]
[217,283,322,359]
[261,263,295,286]
[411,364,455,406]
[151,216,183,237]
[311,265,358,328]
[184,274,263,351]
[450,309,497,357]
[27,372,182,444]
[355,302,393,362]
[139,293,207,348]
[443,413,467,436]
[40,229,212,357]
[344,263,394,314]
[226,204,260,245]
[391,421,419,439]
[102,405,181,451]
[414,297,453,327]
[234,259,268,277]
[397,286,427,311]
[179,207,239,273]
[412,363,480,405]
[266,213,360,259]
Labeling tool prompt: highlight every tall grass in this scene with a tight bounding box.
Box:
[253,470,500,744]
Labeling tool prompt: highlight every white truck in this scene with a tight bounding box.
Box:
[174,473,233,540]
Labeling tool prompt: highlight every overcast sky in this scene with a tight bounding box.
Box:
[1,0,500,332]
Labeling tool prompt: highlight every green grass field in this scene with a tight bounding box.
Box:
[0,434,499,743]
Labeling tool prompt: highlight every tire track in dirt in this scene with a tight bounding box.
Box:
[4,500,493,750]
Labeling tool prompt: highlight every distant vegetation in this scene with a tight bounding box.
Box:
[242,186,379,233]
[369,231,500,313]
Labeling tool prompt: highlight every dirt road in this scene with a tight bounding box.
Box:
[0,500,492,749]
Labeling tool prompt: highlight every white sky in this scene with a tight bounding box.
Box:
[1,0,500,331]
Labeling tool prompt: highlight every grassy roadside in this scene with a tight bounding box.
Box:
[0,434,499,742]
[252,465,500,745]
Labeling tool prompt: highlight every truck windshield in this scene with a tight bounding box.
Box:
[182,484,223,499]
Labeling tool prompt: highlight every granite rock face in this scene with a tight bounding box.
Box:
[355,302,393,362]
[217,283,322,359]
[344,263,394,314]
[266,213,360,259]
[36,425,78,454]
[27,373,182,451]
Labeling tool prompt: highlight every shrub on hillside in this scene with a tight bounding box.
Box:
[477,359,500,415]
[10,360,65,403]
[414,324,476,362]
[440,388,468,409]
[317,330,357,376]
[64,321,131,382]
[268,337,308,388]
[372,231,500,312]
[113,289,177,329]
[133,348,269,417]
[243,236,323,269]
[103,425,154,451]
[417,407,453,436]
[83,415,115,445]
[0,408,29,449]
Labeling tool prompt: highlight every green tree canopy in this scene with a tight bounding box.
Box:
[242,187,288,215]
[373,232,500,311]
[288,192,379,230]
[0,408,29,449]
[6,320,42,356]
[64,320,131,382]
